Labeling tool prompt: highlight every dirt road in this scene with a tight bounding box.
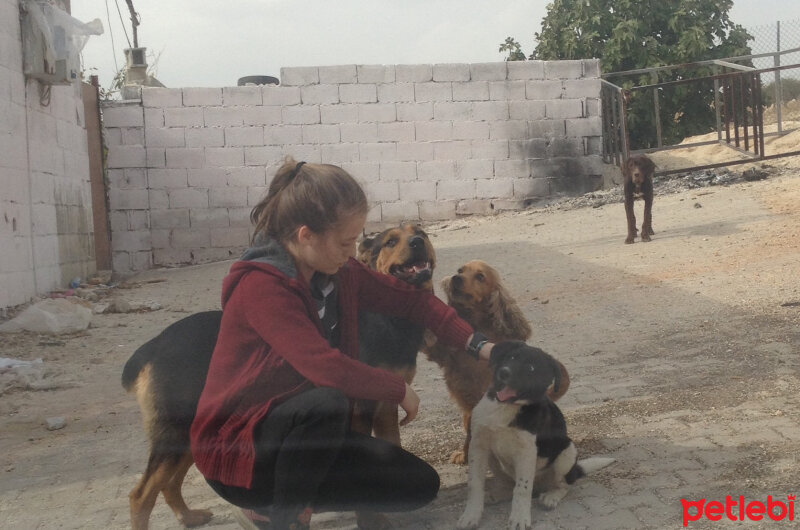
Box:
[2,167,799,529]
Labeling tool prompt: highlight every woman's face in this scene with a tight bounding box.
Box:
[293,212,367,281]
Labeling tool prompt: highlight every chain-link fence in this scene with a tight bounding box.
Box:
[746,19,800,81]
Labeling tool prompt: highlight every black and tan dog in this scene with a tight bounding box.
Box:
[457,342,613,530]
[122,223,435,530]
[623,154,656,244]
[353,223,436,448]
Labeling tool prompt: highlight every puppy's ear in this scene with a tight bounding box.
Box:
[487,283,532,341]
[548,354,562,393]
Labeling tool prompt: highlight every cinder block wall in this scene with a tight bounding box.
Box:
[0,0,96,309]
[104,60,603,273]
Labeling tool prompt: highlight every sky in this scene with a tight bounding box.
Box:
[71,1,800,91]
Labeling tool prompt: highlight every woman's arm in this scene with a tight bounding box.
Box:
[237,271,407,404]
[348,259,474,350]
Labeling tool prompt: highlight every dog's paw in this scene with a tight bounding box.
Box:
[456,507,482,529]
[179,508,213,527]
[538,487,568,510]
[506,514,531,530]
[450,450,467,465]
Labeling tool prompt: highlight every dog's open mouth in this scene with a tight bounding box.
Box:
[495,385,518,403]
[390,260,433,284]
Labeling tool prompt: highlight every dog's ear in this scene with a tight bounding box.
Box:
[440,276,452,300]
[487,283,532,341]
[642,156,656,177]
[357,233,378,264]
[622,158,632,178]
[545,353,562,393]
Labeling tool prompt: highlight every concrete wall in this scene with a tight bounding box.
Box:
[104,60,604,273]
[0,0,96,310]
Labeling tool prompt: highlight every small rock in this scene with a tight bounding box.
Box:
[0,299,92,334]
[108,298,132,313]
[45,417,66,431]
[694,203,702,208]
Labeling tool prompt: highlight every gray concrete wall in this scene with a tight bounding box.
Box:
[0,0,95,309]
[103,60,604,273]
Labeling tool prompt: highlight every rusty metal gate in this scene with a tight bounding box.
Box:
[602,50,800,176]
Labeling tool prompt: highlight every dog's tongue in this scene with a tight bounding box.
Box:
[496,386,517,402]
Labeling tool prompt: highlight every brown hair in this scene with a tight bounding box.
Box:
[250,157,368,243]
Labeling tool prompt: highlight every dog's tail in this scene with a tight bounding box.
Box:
[565,457,615,484]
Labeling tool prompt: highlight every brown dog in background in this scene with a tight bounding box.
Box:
[623,154,656,244]
[424,260,570,464]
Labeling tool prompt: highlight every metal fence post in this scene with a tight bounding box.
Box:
[775,20,783,134]
[714,65,722,142]
[652,71,662,147]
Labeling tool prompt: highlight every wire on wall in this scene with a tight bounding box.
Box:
[104,0,119,74]
[113,0,132,48]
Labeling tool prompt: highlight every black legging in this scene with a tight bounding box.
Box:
[206,387,440,524]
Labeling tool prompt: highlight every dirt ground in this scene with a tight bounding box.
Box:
[2,154,800,529]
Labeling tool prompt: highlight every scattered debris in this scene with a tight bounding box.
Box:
[0,357,43,373]
[88,270,113,285]
[533,165,782,212]
[743,168,769,181]
[92,298,162,314]
[118,278,167,289]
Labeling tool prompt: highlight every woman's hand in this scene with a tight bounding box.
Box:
[399,383,420,426]
[478,341,494,362]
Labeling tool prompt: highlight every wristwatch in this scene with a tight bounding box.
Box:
[466,331,489,360]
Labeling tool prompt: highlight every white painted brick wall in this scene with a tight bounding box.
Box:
[183,87,223,106]
[223,86,262,106]
[1,3,97,308]
[301,84,340,105]
[396,64,433,83]
[358,65,395,84]
[100,59,603,273]
[433,64,470,82]
[340,84,377,104]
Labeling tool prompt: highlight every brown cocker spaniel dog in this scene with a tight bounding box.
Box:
[424,260,570,464]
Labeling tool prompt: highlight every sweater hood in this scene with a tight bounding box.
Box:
[221,234,298,308]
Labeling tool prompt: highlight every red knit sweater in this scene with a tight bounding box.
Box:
[190,257,473,488]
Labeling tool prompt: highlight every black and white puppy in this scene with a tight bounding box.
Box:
[457,342,614,530]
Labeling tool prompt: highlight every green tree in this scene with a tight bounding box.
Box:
[499,37,526,61]
[505,0,753,148]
